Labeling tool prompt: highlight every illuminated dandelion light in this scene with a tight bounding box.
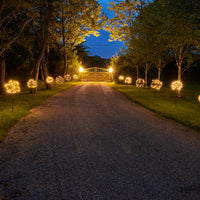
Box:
[198,95,200,103]
[171,80,183,91]
[27,79,37,88]
[136,78,145,88]
[151,79,163,91]
[4,80,21,94]
[46,76,54,84]
[124,77,132,84]
[64,74,71,82]
[73,74,78,80]
[55,76,64,84]
[118,75,124,81]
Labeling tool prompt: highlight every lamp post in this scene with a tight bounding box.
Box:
[79,66,84,81]
[109,67,113,82]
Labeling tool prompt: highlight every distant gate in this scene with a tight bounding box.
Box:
[80,67,112,82]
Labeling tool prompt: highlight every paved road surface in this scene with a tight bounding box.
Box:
[0,83,200,200]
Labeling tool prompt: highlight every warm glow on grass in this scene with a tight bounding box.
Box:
[4,80,21,94]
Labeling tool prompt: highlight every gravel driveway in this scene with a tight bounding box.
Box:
[0,82,200,200]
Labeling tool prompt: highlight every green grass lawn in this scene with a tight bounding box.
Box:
[108,82,200,132]
[0,81,80,142]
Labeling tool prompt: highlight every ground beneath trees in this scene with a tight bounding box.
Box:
[0,82,200,199]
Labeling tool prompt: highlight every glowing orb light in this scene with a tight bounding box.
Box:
[136,78,145,88]
[198,95,200,103]
[4,80,20,94]
[73,74,78,80]
[79,67,84,72]
[46,76,54,84]
[55,76,64,84]
[64,74,71,81]
[109,67,113,73]
[171,80,183,91]
[118,75,124,81]
[124,77,132,84]
[151,79,163,91]
[27,79,37,88]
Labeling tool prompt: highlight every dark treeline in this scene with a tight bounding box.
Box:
[0,0,107,94]
[107,0,200,97]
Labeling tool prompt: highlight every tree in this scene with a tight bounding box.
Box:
[53,0,107,76]
[161,0,199,97]
[0,0,32,94]
[24,0,54,93]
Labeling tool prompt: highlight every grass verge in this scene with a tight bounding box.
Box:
[0,81,80,142]
[108,82,200,133]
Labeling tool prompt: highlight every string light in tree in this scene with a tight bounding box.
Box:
[136,78,145,88]
[171,80,183,91]
[118,75,124,81]
[124,77,132,84]
[27,79,37,88]
[55,76,64,84]
[46,76,54,84]
[198,95,200,103]
[4,80,21,94]
[151,79,163,91]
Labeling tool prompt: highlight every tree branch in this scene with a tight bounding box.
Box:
[0,0,20,28]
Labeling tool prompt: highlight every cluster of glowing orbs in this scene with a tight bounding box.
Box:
[79,67,84,72]
[198,95,200,103]
[124,77,132,84]
[118,75,124,81]
[55,76,64,84]
[109,67,113,73]
[4,80,21,94]
[73,74,78,80]
[151,79,163,91]
[171,80,183,91]
[27,79,37,88]
[64,74,71,81]
[46,76,54,84]
[136,78,145,88]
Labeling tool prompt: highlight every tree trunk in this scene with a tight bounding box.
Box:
[136,65,139,80]
[158,67,161,81]
[157,58,162,81]
[145,62,148,88]
[63,52,68,76]
[32,2,53,93]
[42,54,52,89]
[0,54,6,95]
[177,64,182,98]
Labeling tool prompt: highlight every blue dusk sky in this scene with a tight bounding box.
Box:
[84,0,124,59]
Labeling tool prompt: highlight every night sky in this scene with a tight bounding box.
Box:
[84,0,124,59]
